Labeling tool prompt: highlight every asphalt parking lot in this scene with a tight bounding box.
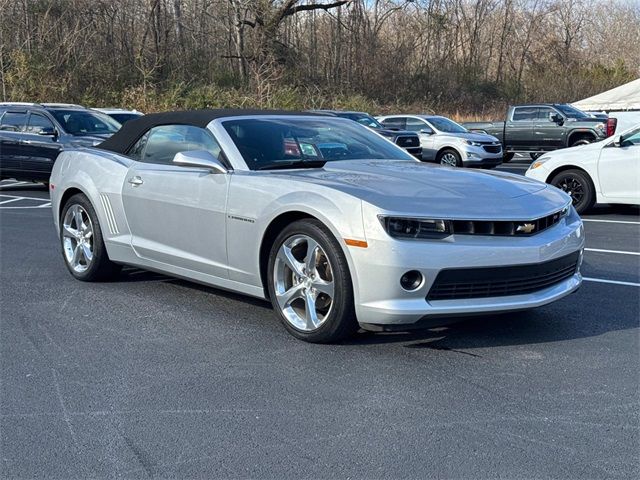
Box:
[1,169,638,478]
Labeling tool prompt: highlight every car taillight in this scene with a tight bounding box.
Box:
[606,117,617,137]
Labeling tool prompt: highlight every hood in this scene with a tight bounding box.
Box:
[273,160,569,219]
[437,131,500,143]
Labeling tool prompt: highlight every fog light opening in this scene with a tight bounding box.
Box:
[400,270,424,291]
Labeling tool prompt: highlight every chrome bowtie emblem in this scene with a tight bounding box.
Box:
[516,223,536,234]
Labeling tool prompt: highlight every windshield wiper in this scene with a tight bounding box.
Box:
[257,160,326,171]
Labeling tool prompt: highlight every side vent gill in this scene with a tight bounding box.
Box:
[99,194,119,235]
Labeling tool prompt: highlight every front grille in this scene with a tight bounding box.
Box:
[427,251,580,301]
[451,209,565,236]
[482,144,502,154]
[396,136,420,148]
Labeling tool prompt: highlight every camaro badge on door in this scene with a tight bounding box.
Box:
[516,223,536,234]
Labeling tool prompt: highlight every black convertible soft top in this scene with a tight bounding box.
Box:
[97,108,318,154]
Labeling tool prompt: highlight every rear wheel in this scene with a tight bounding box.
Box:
[437,149,462,167]
[550,169,595,214]
[60,193,121,281]
[570,135,594,147]
[267,219,358,343]
[530,152,543,160]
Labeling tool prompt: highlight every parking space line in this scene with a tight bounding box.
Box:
[0,182,29,189]
[0,197,23,205]
[584,277,640,287]
[582,219,640,225]
[585,248,640,256]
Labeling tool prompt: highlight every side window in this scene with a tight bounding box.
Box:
[129,125,222,165]
[536,107,556,122]
[621,128,640,146]
[380,117,406,130]
[0,112,28,132]
[405,118,432,133]
[512,108,537,122]
[27,113,55,133]
[128,131,150,161]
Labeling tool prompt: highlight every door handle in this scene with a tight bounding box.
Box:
[128,176,143,186]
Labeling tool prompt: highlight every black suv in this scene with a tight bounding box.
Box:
[0,103,120,183]
[312,110,423,158]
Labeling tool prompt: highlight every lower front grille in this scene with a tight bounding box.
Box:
[482,145,502,154]
[427,251,580,301]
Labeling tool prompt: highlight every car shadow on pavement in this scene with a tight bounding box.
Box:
[347,306,638,352]
[585,204,640,217]
[116,267,638,350]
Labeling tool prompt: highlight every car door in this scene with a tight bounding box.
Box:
[405,117,436,160]
[534,106,565,149]
[506,107,537,149]
[19,112,63,181]
[120,124,231,279]
[598,127,640,200]
[0,111,28,177]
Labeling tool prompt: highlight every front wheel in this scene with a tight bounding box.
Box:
[267,219,358,343]
[550,169,595,214]
[60,193,121,281]
[437,149,462,167]
[502,152,515,163]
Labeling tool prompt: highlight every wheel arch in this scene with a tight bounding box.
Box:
[259,211,316,295]
[567,129,596,146]
[436,145,463,160]
[59,186,90,220]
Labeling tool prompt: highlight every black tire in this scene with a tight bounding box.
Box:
[502,152,515,163]
[266,219,358,343]
[550,169,595,214]
[437,149,462,167]
[60,193,121,281]
[530,152,543,160]
[570,135,594,147]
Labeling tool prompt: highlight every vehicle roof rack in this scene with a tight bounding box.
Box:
[0,102,42,107]
[41,103,86,109]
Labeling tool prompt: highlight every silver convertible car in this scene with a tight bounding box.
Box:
[50,109,585,343]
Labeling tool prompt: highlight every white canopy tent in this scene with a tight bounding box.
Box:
[573,78,640,111]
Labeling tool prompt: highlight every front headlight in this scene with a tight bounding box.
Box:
[528,156,550,170]
[379,216,450,239]
[464,140,483,147]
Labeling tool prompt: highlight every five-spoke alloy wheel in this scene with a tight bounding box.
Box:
[267,219,357,343]
[62,204,94,273]
[60,193,121,281]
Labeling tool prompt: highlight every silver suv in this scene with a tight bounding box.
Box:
[376,114,503,168]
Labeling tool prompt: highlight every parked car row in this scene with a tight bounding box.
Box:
[1,101,637,216]
[0,103,141,183]
[463,103,618,161]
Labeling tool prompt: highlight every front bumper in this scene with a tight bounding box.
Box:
[349,208,584,327]
[462,145,503,167]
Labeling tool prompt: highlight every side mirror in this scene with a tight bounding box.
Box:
[173,150,227,174]
[420,128,434,135]
[37,126,57,137]
[549,113,563,124]
[612,135,622,147]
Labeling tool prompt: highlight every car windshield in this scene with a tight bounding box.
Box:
[223,117,414,170]
[336,113,383,129]
[50,109,121,135]
[554,104,589,119]
[426,117,468,133]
